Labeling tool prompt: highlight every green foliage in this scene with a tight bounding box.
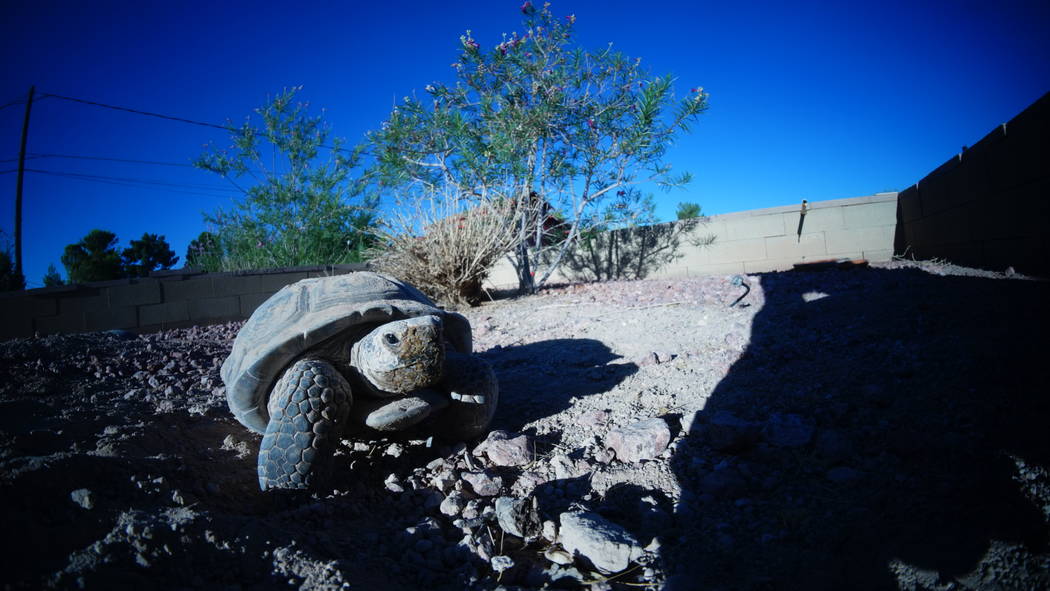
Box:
[367,4,708,292]
[42,263,64,287]
[195,87,377,271]
[61,229,125,283]
[184,231,221,270]
[122,233,178,277]
[676,202,703,220]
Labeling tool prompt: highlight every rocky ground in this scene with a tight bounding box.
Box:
[1,259,1048,590]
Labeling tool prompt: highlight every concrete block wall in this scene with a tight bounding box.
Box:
[894,92,1049,275]
[0,264,367,340]
[484,193,899,288]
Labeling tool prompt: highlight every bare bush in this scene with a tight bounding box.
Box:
[371,187,542,306]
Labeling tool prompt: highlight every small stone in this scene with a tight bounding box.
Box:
[385,443,404,458]
[70,488,94,509]
[495,496,542,541]
[171,489,193,505]
[544,546,574,565]
[491,555,515,572]
[461,499,481,520]
[473,430,532,467]
[578,409,610,428]
[384,473,404,493]
[475,529,495,561]
[606,418,671,463]
[763,413,814,448]
[551,454,579,479]
[559,511,642,574]
[440,491,468,517]
[462,471,503,496]
[431,473,456,493]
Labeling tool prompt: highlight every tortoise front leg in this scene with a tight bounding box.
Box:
[258,358,351,491]
[429,351,499,441]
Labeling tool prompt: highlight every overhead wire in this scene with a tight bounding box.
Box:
[27,152,196,167]
[24,168,243,198]
[38,91,348,151]
[39,92,235,132]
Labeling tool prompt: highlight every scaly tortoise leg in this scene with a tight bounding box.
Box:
[258,358,351,491]
[429,351,499,441]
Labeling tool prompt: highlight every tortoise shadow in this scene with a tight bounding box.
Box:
[476,338,638,432]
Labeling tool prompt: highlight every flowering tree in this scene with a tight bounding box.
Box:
[367,2,707,292]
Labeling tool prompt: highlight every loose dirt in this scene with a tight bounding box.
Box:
[1,260,1047,590]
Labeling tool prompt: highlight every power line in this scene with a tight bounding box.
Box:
[38,91,348,151]
[39,92,236,132]
[1,99,25,111]
[27,152,196,168]
[24,168,242,198]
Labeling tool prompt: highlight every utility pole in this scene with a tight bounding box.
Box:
[14,86,34,281]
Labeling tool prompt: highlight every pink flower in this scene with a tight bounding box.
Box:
[520,1,533,14]
[565,14,576,25]
[587,118,595,129]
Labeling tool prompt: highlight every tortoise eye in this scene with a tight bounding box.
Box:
[384,333,399,345]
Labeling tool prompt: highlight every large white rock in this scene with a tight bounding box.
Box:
[558,511,643,573]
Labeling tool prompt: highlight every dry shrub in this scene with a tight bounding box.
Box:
[372,188,541,306]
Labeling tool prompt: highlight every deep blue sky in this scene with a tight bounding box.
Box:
[2,0,1048,287]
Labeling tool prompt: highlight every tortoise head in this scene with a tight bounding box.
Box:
[351,314,445,396]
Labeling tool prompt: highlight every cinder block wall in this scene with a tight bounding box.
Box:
[894,92,1049,275]
[0,264,367,340]
[484,193,899,288]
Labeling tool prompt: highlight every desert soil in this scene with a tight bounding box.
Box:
[1,260,1048,590]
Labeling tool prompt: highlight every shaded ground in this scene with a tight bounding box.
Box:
[0,260,1047,590]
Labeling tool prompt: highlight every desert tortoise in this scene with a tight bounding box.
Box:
[221,271,498,490]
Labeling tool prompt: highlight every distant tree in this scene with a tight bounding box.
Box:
[0,230,24,291]
[42,263,64,287]
[676,202,703,220]
[195,87,377,271]
[184,231,221,269]
[0,250,25,291]
[122,233,178,277]
[61,229,125,283]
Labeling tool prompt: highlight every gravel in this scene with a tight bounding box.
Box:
[1,259,1048,590]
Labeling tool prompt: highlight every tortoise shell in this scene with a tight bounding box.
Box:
[221,271,472,433]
